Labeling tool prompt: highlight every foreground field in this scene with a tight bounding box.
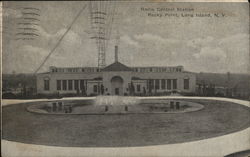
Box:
[2,99,250,147]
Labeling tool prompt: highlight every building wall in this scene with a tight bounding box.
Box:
[132,72,196,93]
[37,69,196,95]
[132,80,147,94]
[102,71,132,95]
[37,72,101,94]
[87,81,102,95]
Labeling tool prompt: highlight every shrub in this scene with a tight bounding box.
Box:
[2,92,17,99]
[89,93,98,97]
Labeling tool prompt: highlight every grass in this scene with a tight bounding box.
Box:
[2,99,250,147]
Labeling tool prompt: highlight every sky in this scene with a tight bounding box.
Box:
[2,1,249,74]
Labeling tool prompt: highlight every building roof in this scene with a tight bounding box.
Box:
[101,62,133,72]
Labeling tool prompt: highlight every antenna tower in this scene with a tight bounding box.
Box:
[88,1,116,68]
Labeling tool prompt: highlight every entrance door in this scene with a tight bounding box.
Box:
[115,88,119,95]
[111,76,124,95]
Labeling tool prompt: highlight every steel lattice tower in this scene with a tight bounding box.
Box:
[89,1,116,69]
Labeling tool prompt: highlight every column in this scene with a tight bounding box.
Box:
[171,79,172,90]
[159,79,161,90]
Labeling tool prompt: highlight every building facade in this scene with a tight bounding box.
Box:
[37,62,196,96]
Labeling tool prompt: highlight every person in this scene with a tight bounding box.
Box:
[125,106,128,111]
[105,106,108,112]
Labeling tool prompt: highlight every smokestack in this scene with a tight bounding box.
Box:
[115,45,118,62]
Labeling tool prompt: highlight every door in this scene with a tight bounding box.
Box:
[115,88,119,95]
[111,76,124,95]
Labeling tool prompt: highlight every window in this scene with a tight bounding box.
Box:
[62,80,67,90]
[173,79,177,89]
[57,80,61,90]
[93,85,98,93]
[80,80,85,90]
[149,79,154,89]
[44,80,50,91]
[68,80,73,90]
[152,68,155,72]
[155,79,160,89]
[137,84,141,92]
[161,79,166,89]
[184,79,189,90]
[74,80,79,90]
[167,79,171,90]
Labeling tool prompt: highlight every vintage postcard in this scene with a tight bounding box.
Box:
[1,0,250,157]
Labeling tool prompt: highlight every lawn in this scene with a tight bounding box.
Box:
[2,99,250,147]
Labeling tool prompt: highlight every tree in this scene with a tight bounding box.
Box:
[100,84,104,95]
[22,84,27,97]
[148,80,153,94]
[143,87,146,96]
[129,82,135,96]
[81,85,86,96]
[131,82,135,96]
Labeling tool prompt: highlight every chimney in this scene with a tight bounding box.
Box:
[115,45,118,62]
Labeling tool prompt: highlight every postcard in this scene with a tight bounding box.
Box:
[1,1,250,157]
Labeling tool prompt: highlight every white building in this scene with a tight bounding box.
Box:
[37,47,196,96]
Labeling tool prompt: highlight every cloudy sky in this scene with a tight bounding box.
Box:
[2,1,249,74]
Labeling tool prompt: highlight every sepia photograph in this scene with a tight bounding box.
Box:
[1,1,250,156]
